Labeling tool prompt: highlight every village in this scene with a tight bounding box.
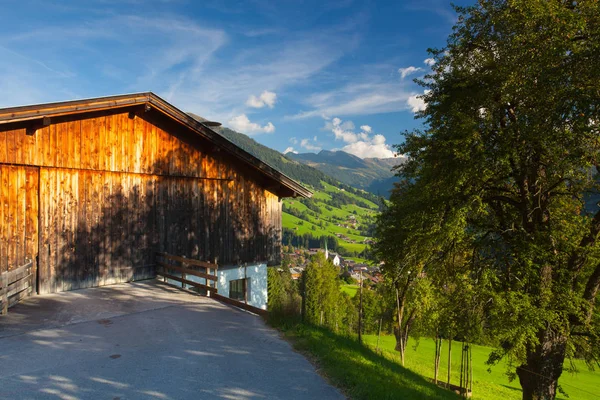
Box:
[282,246,383,286]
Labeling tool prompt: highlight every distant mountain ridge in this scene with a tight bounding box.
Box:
[187,112,328,188]
[188,112,396,199]
[288,150,405,196]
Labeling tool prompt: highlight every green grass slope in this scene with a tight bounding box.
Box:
[279,324,459,400]
[282,180,380,255]
[363,335,600,400]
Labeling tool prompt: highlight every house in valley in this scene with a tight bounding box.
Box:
[0,93,311,311]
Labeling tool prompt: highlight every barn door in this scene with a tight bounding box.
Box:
[0,164,39,296]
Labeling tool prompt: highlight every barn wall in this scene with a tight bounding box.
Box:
[0,165,38,286]
[0,109,282,293]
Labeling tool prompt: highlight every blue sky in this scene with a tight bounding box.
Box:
[0,0,470,158]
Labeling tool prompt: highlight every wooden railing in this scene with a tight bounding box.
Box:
[154,252,268,317]
[155,252,218,294]
[1,260,34,315]
[212,293,268,317]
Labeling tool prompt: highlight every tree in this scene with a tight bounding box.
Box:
[380,1,600,399]
[302,253,344,330]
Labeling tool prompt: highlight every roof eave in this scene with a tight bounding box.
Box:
[0,92,312,199]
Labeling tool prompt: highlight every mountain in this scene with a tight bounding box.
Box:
[287,150,405,196]
[188,113,327,188]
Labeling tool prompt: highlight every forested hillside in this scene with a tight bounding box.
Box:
[288,150,405,195]
[282,180,380,258]
[189,112,328,188]
[188,113,383,255]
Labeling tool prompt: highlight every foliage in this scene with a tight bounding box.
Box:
[377,1,600,398]
[267,264,301,324]
[302,252,348,331]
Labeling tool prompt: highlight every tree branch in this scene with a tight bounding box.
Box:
[569,208,600,273]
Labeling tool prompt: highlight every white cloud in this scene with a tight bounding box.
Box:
[283,147,297,154]
[0,13,357,123]
[246,90,277,108]
[289,137,298,144]
[300,138,321,152]
[398,66,422,80]
[227,114,275,134]
[424,58,436,66]
[286,80,415,120]
[340,139,394,158]
[328,117,395,158]
[407,90,430,113]
[332,117,359,143]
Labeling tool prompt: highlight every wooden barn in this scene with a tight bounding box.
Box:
[0,93,310,310]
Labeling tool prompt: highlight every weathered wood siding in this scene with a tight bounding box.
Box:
[0,165,38,289]
[0,108,281,294]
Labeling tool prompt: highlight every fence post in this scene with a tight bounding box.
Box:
[1,274,7,315]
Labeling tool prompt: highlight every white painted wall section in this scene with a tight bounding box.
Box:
[217,263,268,310]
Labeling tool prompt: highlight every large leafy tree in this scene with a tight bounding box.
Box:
[377,1,600,399]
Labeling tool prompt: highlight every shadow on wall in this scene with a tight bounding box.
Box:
[43,111,281,293]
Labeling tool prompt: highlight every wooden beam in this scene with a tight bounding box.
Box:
[156,272,217,293]
[212,293,268,317]
[156,261,217,282]
[155,252,216,270]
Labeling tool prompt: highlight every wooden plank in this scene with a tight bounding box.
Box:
[55,122,67,168]
[6,128,18,164]
[7,166,17,272]
[23,126,37,165]
[97,172,107,288]
[49,168,58,293]
[88,171,100,288]
[0,167,6,276]
[6,273,32,297]
[133,115,144,174]
[87,114,100,171]
[7,285,31,308]
[24,168,38,292]
[55,169,66,292]
[155,272,216,293]
[212,293,268,317]
[101,172,111,286]
[16,167,26,273]
[0,128,8,163]
[70,120,82,169]
[109,173,120,284]
[155,252,216,270]
[106,114,115,172]
[38,168,49,294]
[155,261,217,282]
[121,172,132,283]
[66,170,78,291]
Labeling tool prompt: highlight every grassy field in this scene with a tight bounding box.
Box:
[282,180,379,254]
[276,323,459,400]
[340,284,359,297]
[362,334,600,400]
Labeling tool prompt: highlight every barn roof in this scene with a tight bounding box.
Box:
[0,92,312,198]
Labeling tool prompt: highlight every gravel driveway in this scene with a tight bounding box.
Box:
[0,281,344,400]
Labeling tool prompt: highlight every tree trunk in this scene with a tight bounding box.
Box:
[447,339,452,387]
[395,287,406,365]
[434,334,442,384]
[516,330,567,400]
